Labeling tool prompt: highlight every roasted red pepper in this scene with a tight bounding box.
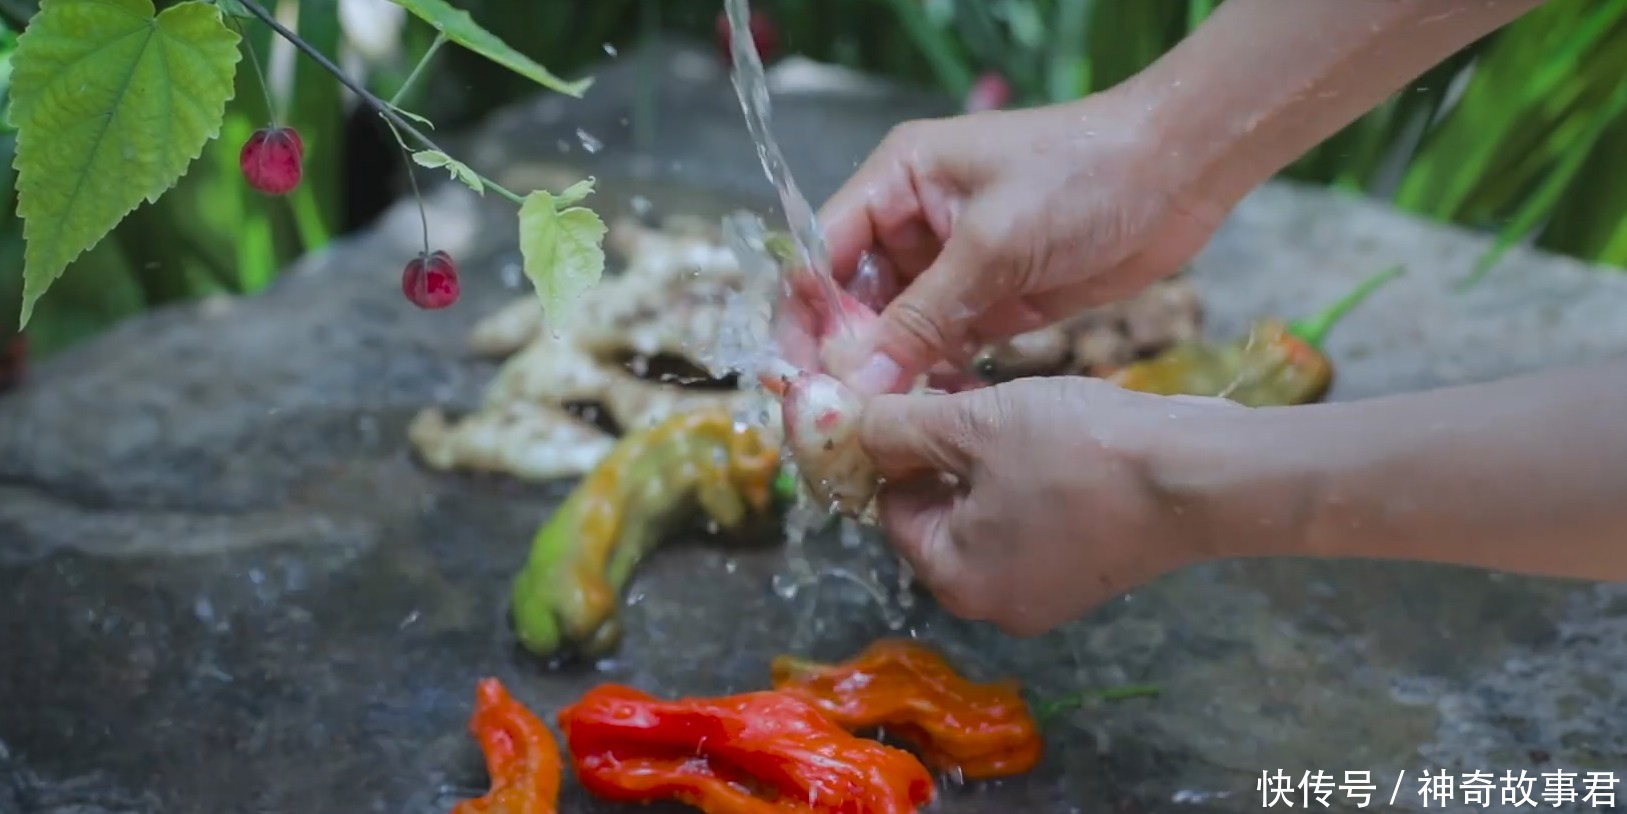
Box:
[1108,265,1402,406]
[452,678,563,814]
[559,684,935,814]
[770,639,1042,780]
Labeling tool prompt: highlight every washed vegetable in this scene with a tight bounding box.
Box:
[510,406,782,658]
[770,639,1043,780]
[762,362,879,517]
[758,232,889,520]
[558,683,935,814]
[1109,265,1402,406]
[451,678,562,814]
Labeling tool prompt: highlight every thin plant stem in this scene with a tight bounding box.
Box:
[389,32,448,108]
[231,16,281,126]
[386,119,433,258]
[235,0,526,206]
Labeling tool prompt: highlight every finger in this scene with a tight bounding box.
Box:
[771,286,826,373]
[874,475,962,594]
[851,233,997,393]
[819,154,902,287]
[845,251,903,313]
[858,390,983,479]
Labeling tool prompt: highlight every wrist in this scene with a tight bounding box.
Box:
[1142,404,1325,562]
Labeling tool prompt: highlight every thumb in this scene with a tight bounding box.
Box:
[844,235,997,396]
[858,390,987,480]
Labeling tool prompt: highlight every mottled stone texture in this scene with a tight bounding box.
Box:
[3,41,1625,814]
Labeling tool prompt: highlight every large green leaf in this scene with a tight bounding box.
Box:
[7,0,240,328]
[386,0,591,98]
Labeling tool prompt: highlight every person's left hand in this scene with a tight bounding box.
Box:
[859,375,1245,636]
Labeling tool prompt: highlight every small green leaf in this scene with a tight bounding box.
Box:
[519,188,607,326]
[552,176,595,208]
[385,0,592,98]
[388,105,435,129]
[8,0,241,328]
[214,0,250,18]
[411,149,483,195]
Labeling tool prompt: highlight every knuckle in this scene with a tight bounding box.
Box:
[881,120,931,152]
[888,298,956,359]
[955,218,1005,263]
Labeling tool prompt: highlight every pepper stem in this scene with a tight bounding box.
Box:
[1032,683,1161,722]
[773,469,799,502]
[1287,265,1403,349]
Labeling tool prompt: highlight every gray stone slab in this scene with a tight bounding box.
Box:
[3,39,1626,814]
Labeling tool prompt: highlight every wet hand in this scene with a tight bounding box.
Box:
[782,88,1233,397]
[859,376,1242,636]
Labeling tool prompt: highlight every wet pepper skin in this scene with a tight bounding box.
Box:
[558,684,935,814]
[510,407,781,658]
[452,678,562,814]
[1107,266,1403,407]
[770,639,1043,780]
[1107,318,1333,407]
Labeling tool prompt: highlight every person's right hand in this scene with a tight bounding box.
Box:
[779,85,1235,396]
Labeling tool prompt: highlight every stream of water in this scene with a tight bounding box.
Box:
[718,0,912,644]
[723,0,855,340]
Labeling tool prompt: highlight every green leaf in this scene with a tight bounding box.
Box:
[385,0,592,98]
[552,176,594,208]
[214,0,249,18]
[411,149,483,195]
[388,105,435,129]
[7,0,240,328]
[518,187,606,327]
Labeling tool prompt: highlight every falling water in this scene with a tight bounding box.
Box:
[723,0,854,339]
[717,0,916,641]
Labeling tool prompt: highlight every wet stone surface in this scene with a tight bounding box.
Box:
[4,40,1627,814]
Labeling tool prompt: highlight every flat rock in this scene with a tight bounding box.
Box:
[3,40,1626,814]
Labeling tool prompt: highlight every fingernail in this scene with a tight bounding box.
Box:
[849,353,902,396]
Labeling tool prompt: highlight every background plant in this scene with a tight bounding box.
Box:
[0,0,1622,366]
[0,0,608,363]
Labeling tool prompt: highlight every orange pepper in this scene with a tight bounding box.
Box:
[1107,266,1401,407]
[452,678,562,814]
[559,683,935,814]
[770,639,1043,780]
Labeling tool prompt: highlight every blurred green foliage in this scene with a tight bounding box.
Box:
[0,0,1624,362]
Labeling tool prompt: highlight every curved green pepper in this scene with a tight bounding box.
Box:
[510,407,784,658]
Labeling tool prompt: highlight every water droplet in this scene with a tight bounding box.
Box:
[772,572,804,600]
[500,260,523,288]
[601,43,618,56]
[576,128,603,153]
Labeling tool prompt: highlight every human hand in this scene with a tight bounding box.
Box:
[779,87,1234,397]
[859,375,1246,636]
